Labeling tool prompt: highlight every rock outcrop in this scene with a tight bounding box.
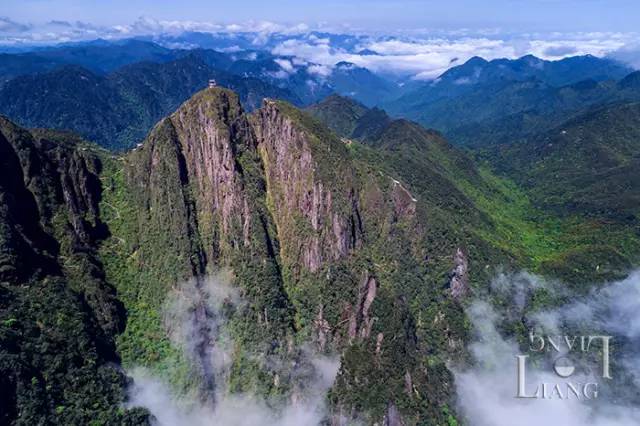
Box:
[126,88,295,354]
[0,119,124,335]
[253,100,362,272]
[348,273,378,342]
[123,89,466,424]
[0,118,140,425]
[450,247,470,300]
[1,87,484,425]
[385,403,404,426]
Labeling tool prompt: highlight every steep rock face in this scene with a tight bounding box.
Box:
[33,132,125,336]
[0,117,145,425]
[248,98,465,423]
[252,100,362,272]
[124,89,295,396]
[1,120,123,335]
[159,88,252,266]
[449,248,470,300]
[384,403,404,426]
[127,117,203,282]
[347,273,377,342]
[0,123,58,282]
[127,89,290,305]
[119,89,467,424]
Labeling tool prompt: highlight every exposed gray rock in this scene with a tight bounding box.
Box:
[314,304,331,351]
[384,403,404,426]
[450,247,470,300]
[348,272,378,342]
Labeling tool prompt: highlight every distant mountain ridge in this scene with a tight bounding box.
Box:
[2,36,639,153]
[0,38,404,149]
[0,37,400,106]
[441,54,631,86]
[0,39,178,85]
[0,54,300,150]
[484,101,640,220]
[384,54,639,146]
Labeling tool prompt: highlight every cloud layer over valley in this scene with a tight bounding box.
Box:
[455,271,640,426]
[1,16,639,79]
[125,272,340,426]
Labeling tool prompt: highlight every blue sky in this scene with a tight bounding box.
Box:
[3,0,640,32]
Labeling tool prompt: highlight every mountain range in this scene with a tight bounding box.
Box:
[1,36,640,425]
[384,54,639,146]
[0,87,477,424]
[0,39,400,150]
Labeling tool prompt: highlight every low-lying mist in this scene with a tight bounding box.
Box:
[125,268,640,425]
[127,357,338,426]
[455,270,640,426]
[125,272,339,426]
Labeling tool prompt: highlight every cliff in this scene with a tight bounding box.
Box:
[0,118,146,424]
[111,88,479,423]
[0,87,559,424]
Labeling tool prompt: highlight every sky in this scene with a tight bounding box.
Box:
[3,0,640,33]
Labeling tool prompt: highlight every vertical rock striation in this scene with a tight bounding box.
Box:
[450,247,470,300]
[252,100,362,272]
[0,118,143,425]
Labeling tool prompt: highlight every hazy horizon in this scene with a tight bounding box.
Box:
[2,5,640,81]
[4,0,640,32]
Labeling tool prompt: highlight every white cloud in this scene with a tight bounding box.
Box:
[609,42,640,69]
[268,70,290,79]
[218,45,243,53]
[128,356,339,426]
[528,38,629,59]
[126,271,341,426]
[307,64,332,77]
[272,36,516,79]
[130,16,223,34]
[0,16,638,77]
[455,271,640,426]
[0,16,311,47]
[274,58,295,73]
[271,32,640,80]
